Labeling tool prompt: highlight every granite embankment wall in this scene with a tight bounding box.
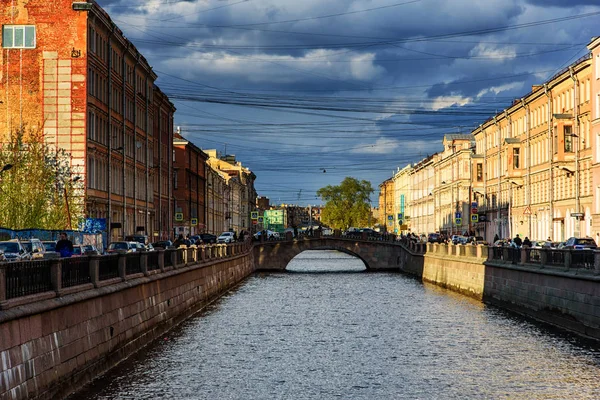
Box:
[400,242,600,341]
[0,245,254,400]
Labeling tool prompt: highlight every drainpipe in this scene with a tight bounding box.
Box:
[546,84,554,240]
[494,116,501,238]
[570,66,580,237]
[145,75,149,236]
[107,26,114,244]
[122,46,127,238]
[522,98,531,239]
[133,55,139,233]
[505,110,511,238]
[482,124,487,240]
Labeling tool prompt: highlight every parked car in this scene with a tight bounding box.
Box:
[562,237,598,250]
[21,238,46,259]
[107,241,135,254]
[130,242,145,252]
[0,240,30,261]
[451,235,466,245]
[82,244,101,255]
[42,240,57,252]
[125,234,149,245]
[217,232,235,243]
[199,233,217,244]
[253,230,278,240]
[152,240,173,249]
[72,245,84,257]
[427,233,441,243]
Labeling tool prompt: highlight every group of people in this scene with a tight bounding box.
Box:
[494,233,533,248]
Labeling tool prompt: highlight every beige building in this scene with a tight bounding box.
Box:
[410,155,436,235]
[472,53,592,243]
[432,135,474,236]
[588,37,600,243]
[378,178,394,230]
[392,165,413,234]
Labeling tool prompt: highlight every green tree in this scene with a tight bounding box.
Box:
[317,177,374,230]
[0,127,84,230]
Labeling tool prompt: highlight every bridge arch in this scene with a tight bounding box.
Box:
[253,237,404,271]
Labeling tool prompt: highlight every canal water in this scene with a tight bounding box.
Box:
[71,251,600,399]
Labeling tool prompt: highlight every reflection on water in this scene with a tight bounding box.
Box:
[286,250,366,272]
[71,251,600,400]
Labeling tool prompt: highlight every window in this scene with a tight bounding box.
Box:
[564,126,573,153]
[2,25,36,48]
[513,148,520,169]
[476,163,483,182]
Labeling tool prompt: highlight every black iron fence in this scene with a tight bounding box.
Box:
[147,251,160,271]
[99,254,120,281]
[571,250,595,270]
[126,253,142,275]
[164,249,174,267]
[61,257,91,288]
[524,248,542,264]
[176,249,184,265]
[546,249,566,267]
[4,260,53,299]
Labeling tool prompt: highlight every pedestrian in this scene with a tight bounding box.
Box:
[239,231,245,242]
[522,236,532,247]
[493,233,500,243]
[55,232,74,258]
[173,234,185,247]
[513,234,522,248]
[233,231,238,242]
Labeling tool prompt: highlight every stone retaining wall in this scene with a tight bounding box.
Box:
[0,252,254,400]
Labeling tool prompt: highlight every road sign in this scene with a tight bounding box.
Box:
[523,206,531,216]
[455,212,462,219]
[191,218,198,226]
[258,216,264,223]
[471,202,478,208]
[571,212,584,217]
[387,215,393,221]
[455,217,462,225]
[398,220,403,225]
[397,213,403,220]
[251,211,258,219]
[471,207,478,214]
[175,212,183,222]
[252,220,258,225]
[471,214,479,223]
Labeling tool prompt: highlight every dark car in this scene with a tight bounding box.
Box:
[427,233,441,243]
[562,237,597,250]
[152,240,173,249]
[199,233,217,244]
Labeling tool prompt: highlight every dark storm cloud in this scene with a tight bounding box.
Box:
[92,0,600,203]
[526,0,600,6]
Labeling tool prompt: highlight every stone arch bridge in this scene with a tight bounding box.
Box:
[253,236,411,271]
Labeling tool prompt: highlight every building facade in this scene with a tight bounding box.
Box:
[172,133,207,238]
[1,0,175,241]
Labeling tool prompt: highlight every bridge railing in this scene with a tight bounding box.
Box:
[0,241,253,310]
[485,246,600,273]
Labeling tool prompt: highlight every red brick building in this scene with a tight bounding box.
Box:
[0,0,175,242]
[173,132,208,237]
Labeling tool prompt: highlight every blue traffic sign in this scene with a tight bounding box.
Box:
[455,212,462,219]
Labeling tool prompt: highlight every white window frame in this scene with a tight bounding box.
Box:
[2,25,36,49]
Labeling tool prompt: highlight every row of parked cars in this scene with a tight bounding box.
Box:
[0,238,101,262]
[493,237,598,250]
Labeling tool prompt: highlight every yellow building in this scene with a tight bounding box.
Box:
[433,135,474,236]
[472,54,592,243]
[410,155,436,235]
[587,37,600,243]
[378,178,394,230]
[393,165,413,234]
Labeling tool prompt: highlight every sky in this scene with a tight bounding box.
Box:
[97,0,600,206]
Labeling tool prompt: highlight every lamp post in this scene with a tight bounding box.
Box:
[65,176,81,230]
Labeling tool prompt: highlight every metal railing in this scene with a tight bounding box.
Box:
[176,249,184,265]
[126,253,142,275]
[99,254,120,281]
[571,250,595,270]
[524,248,542,264]
[546,249,566,267]
[4,259,53,299]
[61,257,91,288]
[147,251,160,271]
[164,249,174,268]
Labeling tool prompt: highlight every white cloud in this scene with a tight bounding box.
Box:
[350,138,400,155]
[430,95,473,111]
[476,82,523,97]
